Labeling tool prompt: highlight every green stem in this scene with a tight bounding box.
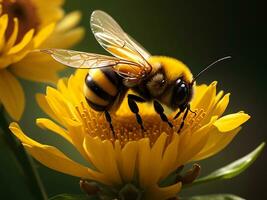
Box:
[0,108,47,200]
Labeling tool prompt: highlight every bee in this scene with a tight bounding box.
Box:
[42,10,230,134]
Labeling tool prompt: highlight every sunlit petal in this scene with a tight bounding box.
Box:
[7,29,34,55]
[9,122,101,180]
[192,127,241,161]
[0,69,24,120]
[11,52,64,84]
[214,112,250,132]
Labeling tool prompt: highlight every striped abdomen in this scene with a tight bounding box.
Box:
[83,68,124,111]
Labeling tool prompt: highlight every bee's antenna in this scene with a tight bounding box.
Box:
[192,56,232,83]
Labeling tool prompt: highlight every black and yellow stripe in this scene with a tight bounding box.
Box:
[83,68,123,111]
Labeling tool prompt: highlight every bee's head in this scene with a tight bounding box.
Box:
[148,56,194,109]
[170,77,193,109]
[170,56,232,109]
[150,56,231,110]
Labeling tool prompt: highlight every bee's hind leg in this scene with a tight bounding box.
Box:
[127,94,146,130]
[104,110,115,137]
[153,101,173,128]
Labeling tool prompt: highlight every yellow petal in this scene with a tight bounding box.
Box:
[214,90,224,102]
[9,122,98,179]
[193,81,217,112]
[186,116,218,163]
[190,84,208,107]
[4,18,18,52]
[0,69,24,120]
[116,141,138,183]
[145,182,182,200]
[36,93,60,123]
[41,27,84,49]
[36,2,63,26]
[62,27,84,48]
[42,0,64,6]
[24,145,94,178]
[55,11,82,32]
[160,133,180,180]
[212,93,230,117]
[36,118,72,144]
[34,23,55,48]
[137,133,169,188]
[176,117,217,166]
[9,122,42,146]
[0,42,33,69]
[0,14,8,50]
[146,133,168,185]
[200,91,226,125]
[214,112,250,132]
[11,52,64,84]
[34,0,64,8]
[83,136,122,185]
[8,29,34,55]
[45,87,78,126]
[138,138,153,188]
[57,77,82,105]
[65,119,90,163]
[192,127,241,160]
[57,78,68,95]
[65,72,86,104]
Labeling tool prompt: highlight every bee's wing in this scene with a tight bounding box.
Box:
[42,49,144,80]
[90,10,151,73]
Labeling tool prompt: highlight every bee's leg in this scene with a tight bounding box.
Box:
[173,106,186,120]
[177,104,190,133]
[189,107,197,117]
[104,110,115,136]
[153,101,173,128]
[128,94,146,103]
[127,94,146,130]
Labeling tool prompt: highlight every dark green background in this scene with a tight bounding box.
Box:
[1,0,266,199]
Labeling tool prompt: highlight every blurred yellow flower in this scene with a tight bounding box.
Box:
[0,0,84,120]
[9,69,250,200]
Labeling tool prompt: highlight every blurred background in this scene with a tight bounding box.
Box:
[1,0,266,199]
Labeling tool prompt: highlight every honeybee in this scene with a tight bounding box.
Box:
[43,10,230,134]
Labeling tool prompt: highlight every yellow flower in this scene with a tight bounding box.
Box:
[0,0,84,120]
[9,69,250,200]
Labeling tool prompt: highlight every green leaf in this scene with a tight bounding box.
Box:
[182,194,245,200]
[0,108,47,200]
[49,194,98,200]
[190,142,265,186]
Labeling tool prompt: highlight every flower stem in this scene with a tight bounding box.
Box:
[0,108,47,200]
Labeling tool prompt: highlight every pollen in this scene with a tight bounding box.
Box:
[76,101,207,147]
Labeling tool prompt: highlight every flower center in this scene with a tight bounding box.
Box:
[76,102,206,146]
[1,0,40,43]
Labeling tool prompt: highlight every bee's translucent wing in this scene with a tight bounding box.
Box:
[90,10,151,72]
[42,49,120,69]
[42,48,144,80]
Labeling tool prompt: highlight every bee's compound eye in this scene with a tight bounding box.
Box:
[172,78,189,107]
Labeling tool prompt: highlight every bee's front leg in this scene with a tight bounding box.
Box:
[177,104,190,133]
[153,101,173,128]
[127,94,146,130]
[173,105,186,120]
